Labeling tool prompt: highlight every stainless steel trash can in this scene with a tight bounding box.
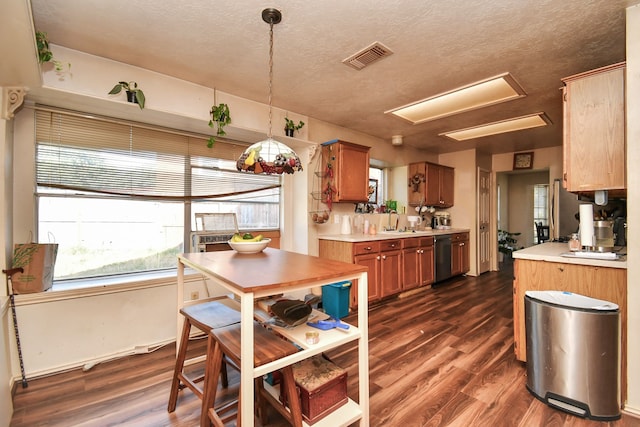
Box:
[525,290,620,420]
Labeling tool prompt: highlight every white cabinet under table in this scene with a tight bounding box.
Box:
[176,248,370,427]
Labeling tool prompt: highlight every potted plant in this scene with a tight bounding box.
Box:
[36,31,71,76]
[207,103,231,148]
[108,81,146,109]
[498,229,521,261]
[284,117,304,137]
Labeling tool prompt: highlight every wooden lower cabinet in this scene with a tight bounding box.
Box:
[513,258,627,402]
[354,240,402,302]
[451,232,470,276]
[402,237,434,290]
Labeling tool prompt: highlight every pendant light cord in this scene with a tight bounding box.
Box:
[267,19,274,139]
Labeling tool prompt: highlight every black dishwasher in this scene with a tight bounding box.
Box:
[434,235,452,283]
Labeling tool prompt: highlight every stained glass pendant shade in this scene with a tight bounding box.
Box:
[236,8,303,175]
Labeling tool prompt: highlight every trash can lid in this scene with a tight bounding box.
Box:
[525,290,618,311]
[323,280,351,288]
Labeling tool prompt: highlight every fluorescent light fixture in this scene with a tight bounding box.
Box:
[439,112,551,141]
[385,73,526,124]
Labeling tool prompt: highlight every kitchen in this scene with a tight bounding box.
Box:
[1,1,640,426]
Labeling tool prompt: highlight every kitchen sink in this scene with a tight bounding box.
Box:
[379,229,435,235]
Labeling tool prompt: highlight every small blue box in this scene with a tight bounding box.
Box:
[322,281,351,319]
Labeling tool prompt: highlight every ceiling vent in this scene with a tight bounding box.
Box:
[342,42,393,70]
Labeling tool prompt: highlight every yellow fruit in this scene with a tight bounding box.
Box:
[244,150,256,166]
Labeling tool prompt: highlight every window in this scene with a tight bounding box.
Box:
[35,109,280,282]
[369,167,383,205]
[533,184,549,243]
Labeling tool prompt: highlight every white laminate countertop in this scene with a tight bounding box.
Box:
[512,242,627,269]
[318,228,470,243]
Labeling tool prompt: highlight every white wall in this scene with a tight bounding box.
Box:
[625,3,640,415]
[440,149,478,276]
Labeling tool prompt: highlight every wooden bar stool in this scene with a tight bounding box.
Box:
[168,300,242,413]
[200,322,303,427]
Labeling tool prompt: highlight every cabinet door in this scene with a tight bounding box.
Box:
[353,252,380,303]
[402,248,420,290]
[380,250,402,297]
[408,162,426,206]
[424,163,441,206]
[321,141,370,203]
[439,166,455,207]
[419,242,434,286]
[451,235,469,276]
[563,63,625,191]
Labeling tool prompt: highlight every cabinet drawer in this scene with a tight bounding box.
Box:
[419,236,434,246]
[451,232,469,242]
[402,238,420,249]
[353,241,380,255]
[380,240,401,252]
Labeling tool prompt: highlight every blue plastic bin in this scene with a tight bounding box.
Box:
[322,281,351,319]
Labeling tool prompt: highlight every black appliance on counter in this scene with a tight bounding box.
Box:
[613,217,626,246]
[434,235,452,283]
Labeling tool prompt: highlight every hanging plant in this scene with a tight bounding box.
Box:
[284,117,305,137]
[35,31,71,76]
[108,81,146,109]
[207,103,231,148]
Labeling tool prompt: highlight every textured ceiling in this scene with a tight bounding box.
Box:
[28,0,636,155]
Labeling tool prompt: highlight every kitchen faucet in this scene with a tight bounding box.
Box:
[385,210,398,231]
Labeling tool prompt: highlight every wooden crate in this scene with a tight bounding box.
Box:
[281,355,348,424]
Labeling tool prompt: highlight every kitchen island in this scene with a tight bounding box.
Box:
[176,249,370,427]
[512,242,627,402]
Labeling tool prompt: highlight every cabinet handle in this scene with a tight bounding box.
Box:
[382,255,387,260]
[460,243,465,246]
[377,256,381,260]
[365,246,373,251]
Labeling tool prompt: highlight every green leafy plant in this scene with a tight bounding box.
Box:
[284,117,305,135]
[207,103,231,148]
[498,229,521,255]
[36,31,71,75]
[108,81,146,109]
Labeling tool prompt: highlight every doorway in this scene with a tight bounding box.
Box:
[496,170,550,259]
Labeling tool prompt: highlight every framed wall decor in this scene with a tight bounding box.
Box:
[513,152,534,170]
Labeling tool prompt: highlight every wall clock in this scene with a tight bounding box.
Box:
[513,152,534,170]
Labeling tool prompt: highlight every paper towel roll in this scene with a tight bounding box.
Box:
[579,204,595,247]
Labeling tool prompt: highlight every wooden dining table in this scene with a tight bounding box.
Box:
[176,248,370,426]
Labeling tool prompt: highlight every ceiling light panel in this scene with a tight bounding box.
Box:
[439,112,551,141]
[385,73,527,124]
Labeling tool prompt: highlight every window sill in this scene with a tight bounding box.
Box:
[12,269,201,306]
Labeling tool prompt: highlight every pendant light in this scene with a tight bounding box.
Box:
[236,8,302,175]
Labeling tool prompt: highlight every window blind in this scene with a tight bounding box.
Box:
[35,109,280,200]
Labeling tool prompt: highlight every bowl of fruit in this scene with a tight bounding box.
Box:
[228,233,271,254]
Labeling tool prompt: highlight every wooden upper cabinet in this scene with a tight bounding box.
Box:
[562,62,626,192]
[408,162,454,207]
[322,140,370,203]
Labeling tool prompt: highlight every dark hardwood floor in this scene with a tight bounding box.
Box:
[10,263,640,426]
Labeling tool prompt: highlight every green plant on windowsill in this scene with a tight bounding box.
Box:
[207,103,231,148]
[284,117,304,137]
[36,31,71,76]
[498,229,521,257]
[108,81,146,109]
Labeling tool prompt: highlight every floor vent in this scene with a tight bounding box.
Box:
[342,41,393,70]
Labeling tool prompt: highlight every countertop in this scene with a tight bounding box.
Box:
[512,242,627,269]
[318,228,470,243]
